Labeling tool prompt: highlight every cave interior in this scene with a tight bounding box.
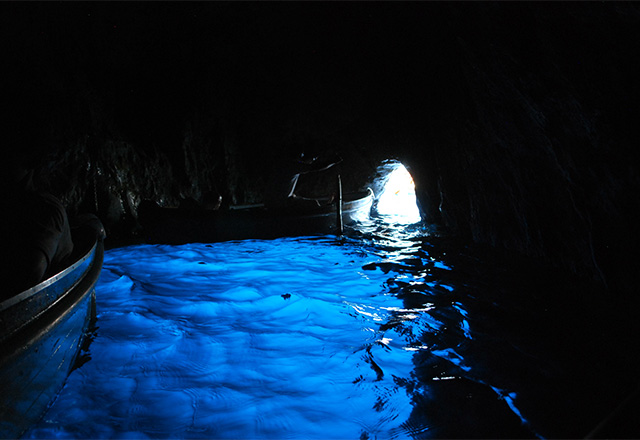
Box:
[2,2,640,436]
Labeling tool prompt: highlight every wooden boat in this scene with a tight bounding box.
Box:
[0,219,105,439]
[140,188,374,244]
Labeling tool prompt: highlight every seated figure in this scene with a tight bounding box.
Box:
[1,157,74,299]
[264,150,343,210]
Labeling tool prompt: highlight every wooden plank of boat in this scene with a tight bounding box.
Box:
[0,232,104,439]
[140,188,374,244]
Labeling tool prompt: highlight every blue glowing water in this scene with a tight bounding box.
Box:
[26,237,419,439]
[22,224,634,439]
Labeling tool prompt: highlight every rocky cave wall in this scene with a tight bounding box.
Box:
[2,3,639,295]
[407,4,640,296]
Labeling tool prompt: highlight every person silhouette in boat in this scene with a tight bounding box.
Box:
[1,152,74,299]
[264,149,343,210]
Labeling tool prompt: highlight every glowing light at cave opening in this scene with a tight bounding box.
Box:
[376,163,421,224]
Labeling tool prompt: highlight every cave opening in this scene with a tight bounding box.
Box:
[373,161,421,225]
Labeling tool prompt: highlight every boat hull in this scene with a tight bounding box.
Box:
[0,238,104,439]
[141,189,374,244]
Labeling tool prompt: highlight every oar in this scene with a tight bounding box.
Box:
[336,174,343,235]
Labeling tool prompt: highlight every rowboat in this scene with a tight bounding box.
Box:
[0,219,105,439]
[140,188,374,244]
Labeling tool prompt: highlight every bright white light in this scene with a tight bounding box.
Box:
[376,164,421,224]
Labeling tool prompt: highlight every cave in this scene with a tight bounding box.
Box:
[2,1,633,297]
[2,2,640,438]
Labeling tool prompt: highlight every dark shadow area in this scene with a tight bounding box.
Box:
[367,234,640,438]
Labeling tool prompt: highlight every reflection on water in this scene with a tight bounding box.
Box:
[24,220,638,439]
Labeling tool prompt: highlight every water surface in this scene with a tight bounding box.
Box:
[24,223,637,439]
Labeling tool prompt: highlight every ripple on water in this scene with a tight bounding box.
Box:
[24,235,551,439]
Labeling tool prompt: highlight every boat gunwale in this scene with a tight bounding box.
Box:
[154,189,373,217]
[0,239,103,439]
[0,240,102,361]
[140,189,374,243]
[0,241,98,314]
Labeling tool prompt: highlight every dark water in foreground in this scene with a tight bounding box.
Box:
[24,221,640,439]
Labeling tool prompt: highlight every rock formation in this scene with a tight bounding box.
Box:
[2,2,638,295]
